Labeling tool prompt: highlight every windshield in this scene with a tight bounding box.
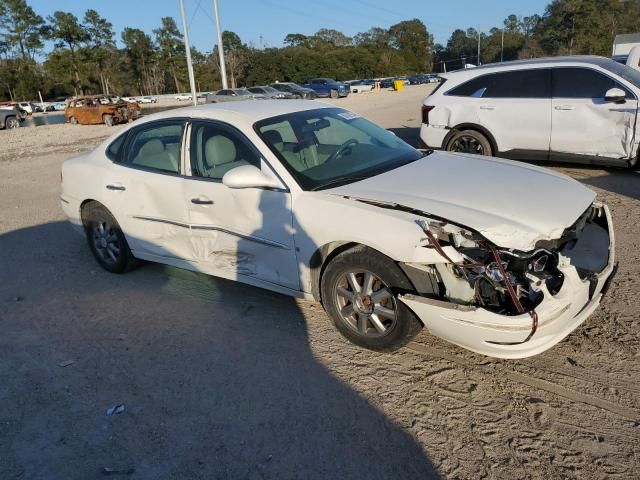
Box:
[235,88,252,95]
[263,86,280,94]
[255,107,424,190]
[601,60,640,88]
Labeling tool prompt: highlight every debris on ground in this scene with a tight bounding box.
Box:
[102,466,135,476]
[59,360,75,368]
[105,404,126,416]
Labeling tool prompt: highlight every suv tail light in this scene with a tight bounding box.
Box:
[421,105,435,124]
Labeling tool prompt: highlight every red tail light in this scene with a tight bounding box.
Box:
[421,105,435,124]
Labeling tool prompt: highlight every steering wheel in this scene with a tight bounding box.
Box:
[325,139,359,163]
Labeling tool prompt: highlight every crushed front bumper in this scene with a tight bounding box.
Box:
[400,205,616,359]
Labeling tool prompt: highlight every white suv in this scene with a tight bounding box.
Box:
[420,56,640,168]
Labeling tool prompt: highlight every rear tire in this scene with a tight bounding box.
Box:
[83,203,139,274]
[321,245,422,352]
[5,117,20,129]
[446,129,492,156]
[69,116,78,125]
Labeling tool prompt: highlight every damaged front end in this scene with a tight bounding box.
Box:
[397,202,616,358]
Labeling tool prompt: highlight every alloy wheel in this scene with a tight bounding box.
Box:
[334,270,398,337]
[92,221,121,266]
[451,135,485,154]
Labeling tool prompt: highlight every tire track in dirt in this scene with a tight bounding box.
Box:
[406,342,640,422]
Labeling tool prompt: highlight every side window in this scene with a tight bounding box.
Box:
[106,133,126,161]
[447,76,491,97]
[552,68,631,99]
[483,69,549,98]
[122,120,184,173]
[218,90,229,96]
[448,70,549,98]
[190,122,261,181]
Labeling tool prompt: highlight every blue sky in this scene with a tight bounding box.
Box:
[30,0,550,52]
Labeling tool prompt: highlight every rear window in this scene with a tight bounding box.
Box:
[447,69,549,98]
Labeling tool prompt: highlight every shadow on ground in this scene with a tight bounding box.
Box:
[0,221,438,479]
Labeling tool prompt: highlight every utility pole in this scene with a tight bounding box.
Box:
[477,31,481,66]
[179,0,198,106]
[213,0,228,89]
[501,29,505,62]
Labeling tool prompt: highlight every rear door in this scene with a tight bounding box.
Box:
[103,118,193,260]
[453,68,551,158]
[550,67,639,162]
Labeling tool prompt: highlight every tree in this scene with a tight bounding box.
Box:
[83,9,115,94]
[0,0,45,59]
[121,27,158,94]
[354,27,390,48]
[153,17,186,93]
[389,19,433,72]
[47,11,89,94]
[283,33,307,47]
[218,30,247,88]
[310,28,352,47]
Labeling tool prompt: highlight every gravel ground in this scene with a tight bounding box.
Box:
[1,85,639,479]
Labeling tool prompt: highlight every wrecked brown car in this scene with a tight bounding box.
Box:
[64,96,141,127]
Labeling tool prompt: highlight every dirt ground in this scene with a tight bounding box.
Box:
[1,85,638,479]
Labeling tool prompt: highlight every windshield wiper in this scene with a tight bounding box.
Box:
[310,176,369,191]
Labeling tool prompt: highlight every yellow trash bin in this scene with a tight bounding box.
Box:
[393,79,404,91]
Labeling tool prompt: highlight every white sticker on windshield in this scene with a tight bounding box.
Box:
[338,112,360,120]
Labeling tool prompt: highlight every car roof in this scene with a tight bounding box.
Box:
[442,55,619,79]
[137,99,334,124]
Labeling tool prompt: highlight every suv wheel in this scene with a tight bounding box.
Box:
[321,246,422,352]
[330,89,339,99]
[447,130,492,156]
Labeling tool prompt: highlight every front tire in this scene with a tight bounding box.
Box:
[103,114,114,127]
[329,89,339,99]
[83,203,138,273]
[446,129,492,156]
[321,246,422,352]
[5,117,20,129]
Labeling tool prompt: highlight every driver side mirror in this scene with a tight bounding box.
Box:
[605,87,626,103]
[222,164,284,190]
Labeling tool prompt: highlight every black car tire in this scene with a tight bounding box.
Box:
[330,89,339,99]
[446,129,493,156]
[321,245,422,352]
[103,114,114,127]
[83,202,139,274]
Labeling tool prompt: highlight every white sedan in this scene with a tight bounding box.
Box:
[60,100,616,358]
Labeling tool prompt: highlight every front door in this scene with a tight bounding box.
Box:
[183,120,300,291]
[103,118,193,261]
[550,67,639,162]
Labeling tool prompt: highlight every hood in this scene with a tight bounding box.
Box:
[328,152,596,251]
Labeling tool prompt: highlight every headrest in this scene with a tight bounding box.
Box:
[263,129,283,147]
[205,135,236,166]
[139,138,164,156]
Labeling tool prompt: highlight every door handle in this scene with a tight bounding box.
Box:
[480,105,496,110]
[554,105,576,111]
[106,183,126,191]
[191,196,214,205]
